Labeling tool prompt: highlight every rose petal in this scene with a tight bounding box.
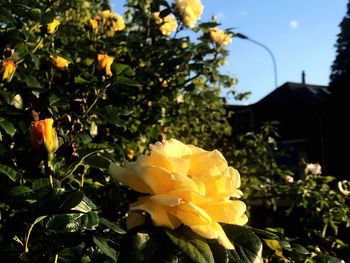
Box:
[150,194,181,206]
[109,163,152,193]
[172,201,212,226]
[130,196,180,229]
[199,200,248,225]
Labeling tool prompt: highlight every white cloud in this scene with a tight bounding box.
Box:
[289,20,299,29]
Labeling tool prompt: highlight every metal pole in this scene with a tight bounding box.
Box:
[236,33,278,89]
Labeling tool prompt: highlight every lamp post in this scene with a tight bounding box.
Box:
[235,33,278,89]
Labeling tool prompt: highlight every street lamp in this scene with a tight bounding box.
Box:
[235,33,278,89]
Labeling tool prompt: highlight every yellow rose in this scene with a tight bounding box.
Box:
[30,118,59,154]
[110,13,125,32]
[110,139,247,249]
[100,10,112,19]
[47,18,60,34]
[1,59,16,81]
[51,56,70,69]
[89,18,99,29]
[209,27,232,45]
[97,54,114,76]
[175,0,203,28]
[153,12,177,36]
[96,10,125,35]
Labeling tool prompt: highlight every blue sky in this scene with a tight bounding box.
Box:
[112,0,348,104]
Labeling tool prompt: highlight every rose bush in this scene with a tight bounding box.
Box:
[110,139,247,249]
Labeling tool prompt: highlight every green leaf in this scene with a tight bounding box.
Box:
[249,227,280,240]
[74,75,90,84]
[59,191,85,210]
[25,75,42,88]
[13,4,41,21]
[8,186,33,197]
[279,240,292,251]
[115,76,142,87]
[224,225,263,263]
[84,154,110,169]
[0,7,16,24]
[79,211,99,228]
[93,236,118,261]
[0,118,16,136]
[113,63,135,76]
[291,243,310,255]
[46,214,80,232]
[118,230,161,263]
[0,163,18,182]
[166,230,215,263]
[313,254,345,263]
[49,94,61,105]
[71,197,93,213]
[99,217,126,234]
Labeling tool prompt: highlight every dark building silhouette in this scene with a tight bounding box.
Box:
[226,80,337,177]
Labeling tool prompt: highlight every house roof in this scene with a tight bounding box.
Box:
[254,82,331,107]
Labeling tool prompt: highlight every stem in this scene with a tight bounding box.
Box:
[24,216,47,253]
[84,83,110,117]
[45,156,53,189]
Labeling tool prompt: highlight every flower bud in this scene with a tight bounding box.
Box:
[47,18,60,34]
[1,59,16,81]
[97,54,114,76]
[30,118,59,154]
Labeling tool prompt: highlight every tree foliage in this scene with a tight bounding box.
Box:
[0,0,348,262]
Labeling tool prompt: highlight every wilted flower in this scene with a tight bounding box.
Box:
[90,121,98,137]
[1,59,16,81]
[51,56,70,69]
[97,54,114,76]
[30,118,59,154]
[153,12,177,36]
[338,180,350,196]
[209,27,232,45]
[11,94,23,110]
[110,139,247,249]
[47,18,60,34]
[175,0,203,28]
[285,175,294,183]
[305,163,322,175]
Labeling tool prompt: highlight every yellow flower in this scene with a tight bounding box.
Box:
[96,10,125,35]
[30,118,59,154]
[100,10,112,19]
[97,54,114,76]
[89,18,99,29]
[51,56,70,69]
[110,139,247,249]
[153,12,177,36]
[209,27,232,45]
[175,0,203,28]
[1,59,16,81]
[47,18,60,34]
[110,13,125,32]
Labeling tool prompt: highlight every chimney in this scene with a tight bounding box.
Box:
[301,70,306,84]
